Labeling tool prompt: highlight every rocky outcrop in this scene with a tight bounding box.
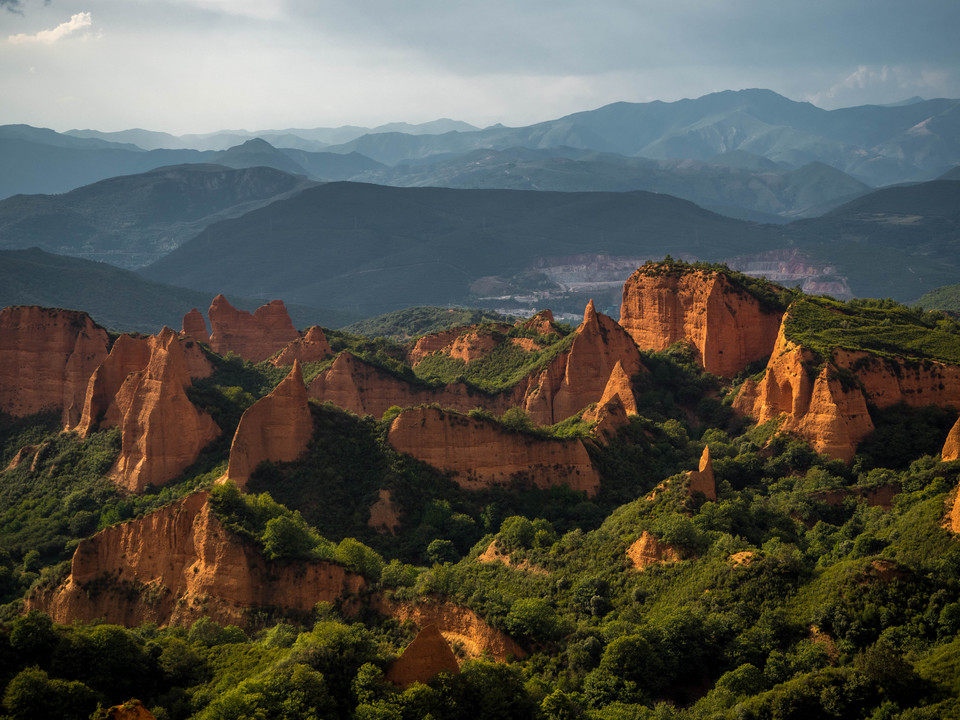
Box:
[519,309,558,335]
[271,326,332,367]
[308,352,491,418]
[387,407,600,496]
[687,446,716,501]
[477,541,547,574]
[626,531,680,570]
[619,266,783,377]
[735,316,960,462]
[582,361,638,439]
[72,332,212,437]
[368,489,401,534]
[3,443,45,473]
[101,700,156,720]
[181,308,210,345]
[221,361,313,490]
[109,329,220,493]
[521,301,646,425]
[207,295,299,363]
[28,491,365,628]
[377,597,526,661]
[944,418,960,462]
[0,306,109,427]
[385,625,460,688]
[407,328,469,366]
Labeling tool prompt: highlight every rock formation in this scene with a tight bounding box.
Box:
[387,407,600,496]
[207,295,299,363]
[308,352,490,418]
[626,531,680,570]
[385,624,460,688]
[28,490,365,628]
[181,308,210,345]
[271,326,332,366]
[109,329,220,493]
[521,300,646,425]
[519,309,558,335]
[376,597,526,661]
[221,361,313,490]
[72,332,213,437]
[368,489,401,534]
[407,328,469,366]
[687,445,716,501]
[619,266,783,377]
[735,316,960,462]
[944,417,960,462]
[582,361,638,439]
[0,306,109,427]
[3,443,45,473]
[101,700,157,720]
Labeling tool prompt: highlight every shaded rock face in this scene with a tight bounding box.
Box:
[221,361,313,490]
[308,352,491,418]
[944,418,960,462]
[72,332,212,437]
[271,326,332,367]
[626,531,680,570]
[376,597,525,661]
[619,268,783,377]
[387,407,600,496]
[109,329,220,493]
[522,301,646,425]
[28,490,365,628]
[0,306,109,427]
[368,489,401,534]
[735,317,960,462]
[181,308,210,345]
[385,624,460,689]
[207,294,299,363]
[687,446,716,501]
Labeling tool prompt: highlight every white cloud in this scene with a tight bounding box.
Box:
[806,64,957,108]
[8,12,93,44]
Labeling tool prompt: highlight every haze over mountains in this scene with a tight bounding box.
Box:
[1,88,959,327]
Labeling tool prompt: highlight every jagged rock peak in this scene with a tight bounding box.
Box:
[272,325,333,366]
[207,294,299,363]
[0,305,109,427]
[222,359,313,490]
[944,417,960,462]
[385,624,460,688]
[688,445,716,501]
[518,309,555,334]
[109,329,220,493]
[626,531,680,571]
[181,308,210,345]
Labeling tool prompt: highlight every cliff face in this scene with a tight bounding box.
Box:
[29,490,365,628]
[582,360,638,439]
[0,306,109,427]
[735,318,960,462]
[387,407,600,496]
[626,531,680,570]
[619,268,783,378]
[944,418,960,462]
[109,329,220,493]
[221,361,313,490]
[385,624,460,688]
[522,301,646,425]
[72,332,212,437]
[207,295,300,363]
[308,352,491,418]
[271,326,332,367]
[181,308,210,345]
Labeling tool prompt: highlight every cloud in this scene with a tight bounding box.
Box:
[8,12,93,44]
[1,0,23,13]
[806,64,957,108]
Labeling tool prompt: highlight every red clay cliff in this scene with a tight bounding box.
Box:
[207,294,300,363]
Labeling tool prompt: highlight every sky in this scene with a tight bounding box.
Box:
[1,0,959,135]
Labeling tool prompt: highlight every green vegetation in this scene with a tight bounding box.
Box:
[342,306,515,341]
[784,295,960,365]
[5,276,960,718]
[916,282,960,314]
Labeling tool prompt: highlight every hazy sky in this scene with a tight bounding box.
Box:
[2,0,959,134]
